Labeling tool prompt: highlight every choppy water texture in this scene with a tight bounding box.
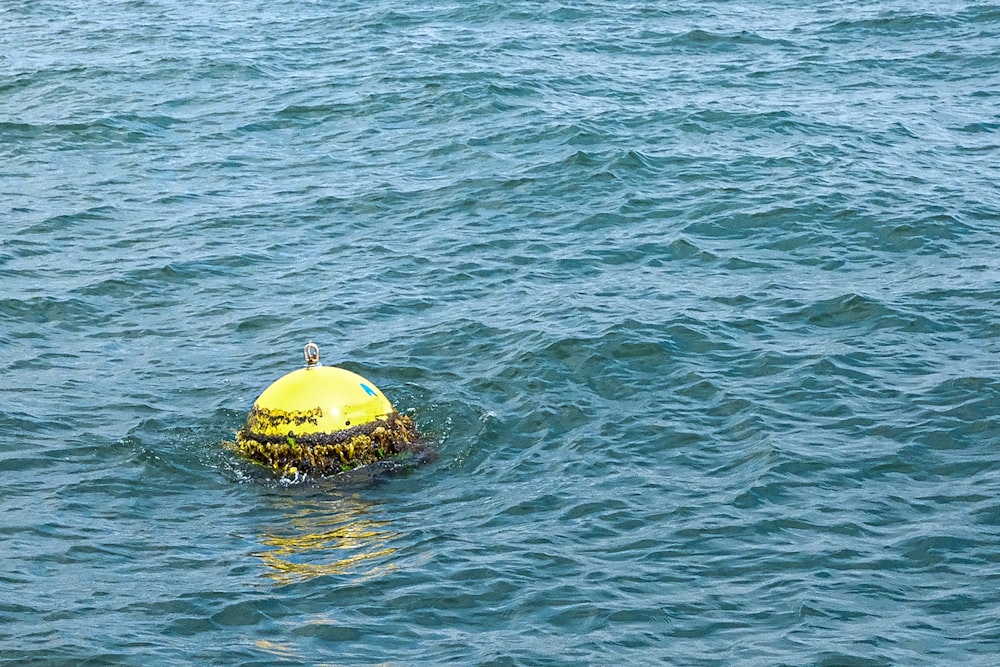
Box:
[2,1,1000,664]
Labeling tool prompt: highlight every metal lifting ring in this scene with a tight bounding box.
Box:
[304,342,320,367]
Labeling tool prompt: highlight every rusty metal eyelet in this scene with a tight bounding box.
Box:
[304,342,320,367]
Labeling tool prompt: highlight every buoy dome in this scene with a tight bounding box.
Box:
[234,343,418,476]
[247,365,394,436]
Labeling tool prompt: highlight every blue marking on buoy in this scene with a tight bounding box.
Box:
[360,383,377,396]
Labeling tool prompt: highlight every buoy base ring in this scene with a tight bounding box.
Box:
[234,412,419,477]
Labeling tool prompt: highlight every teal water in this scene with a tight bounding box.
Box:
[2,1,999,664]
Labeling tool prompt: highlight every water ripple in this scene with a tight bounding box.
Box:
[2,0,999,664]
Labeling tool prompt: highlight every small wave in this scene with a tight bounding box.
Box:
[0,115,171,147]
[679,108,821,136]
[0,295,105,330]
[821,11,960,37]
[953,121,1000,134]
[669,28,796,50]
[959,4,1000,25]
[779,292,944,333]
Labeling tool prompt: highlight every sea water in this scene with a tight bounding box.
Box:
[2,1,999,664]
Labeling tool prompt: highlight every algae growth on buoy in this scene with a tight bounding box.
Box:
[234,342,419,476]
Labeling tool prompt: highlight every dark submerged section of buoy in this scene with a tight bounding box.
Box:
[234,411,420,476]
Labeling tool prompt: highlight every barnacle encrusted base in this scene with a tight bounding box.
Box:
[234,412,419,477]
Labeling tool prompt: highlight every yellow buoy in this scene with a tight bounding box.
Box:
[235,342,418,476]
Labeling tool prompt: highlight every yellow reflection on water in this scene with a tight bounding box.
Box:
[252,494,400,585]
[253,639,299,659]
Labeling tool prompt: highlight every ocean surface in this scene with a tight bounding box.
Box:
[2,1,999,664]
